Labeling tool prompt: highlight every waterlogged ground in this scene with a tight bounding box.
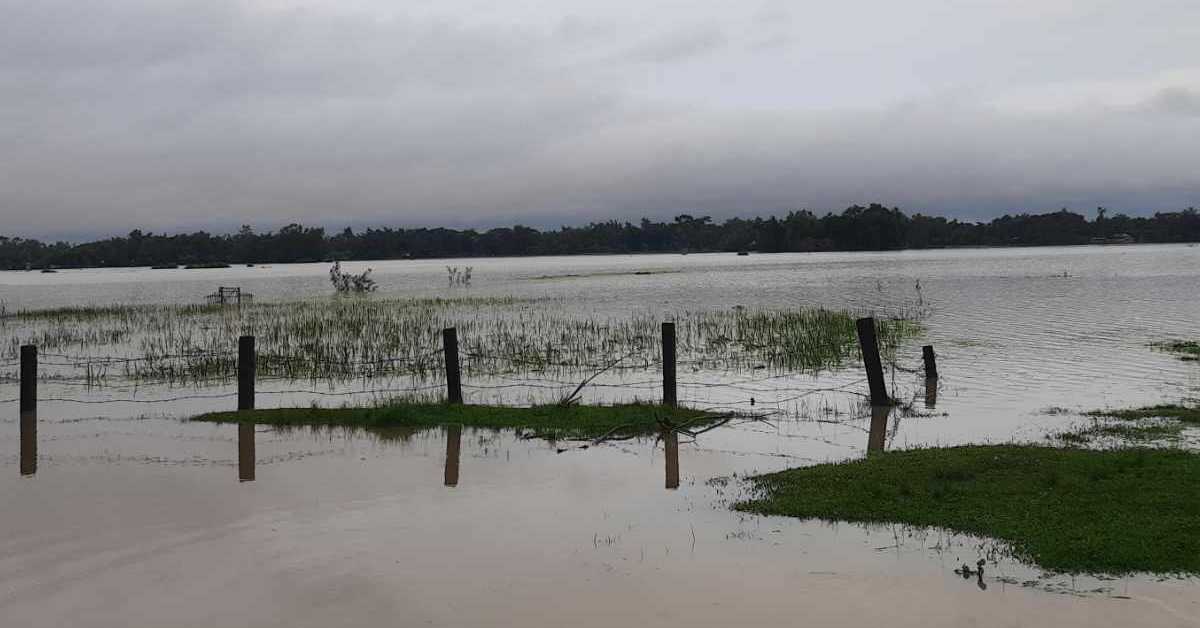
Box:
[3,245,1200,626]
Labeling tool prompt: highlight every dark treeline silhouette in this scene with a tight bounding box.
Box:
[3,204,1198,269]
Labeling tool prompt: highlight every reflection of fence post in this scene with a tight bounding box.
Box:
[663,429,679,489]
[443,328,463,404]
[238,423,255,482]
[855,317,890,406]
[444,424,462,487]
[662,322,676,407]
[20,345,36,476]
[238,336,255,411]
[922,345,938,380]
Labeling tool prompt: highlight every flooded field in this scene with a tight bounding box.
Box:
[3,244,1200,626]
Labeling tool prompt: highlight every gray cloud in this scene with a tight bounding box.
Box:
[1146,87,1200,117]
[1,0,1198,239]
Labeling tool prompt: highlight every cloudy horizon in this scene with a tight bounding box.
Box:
[2,0,1198,240]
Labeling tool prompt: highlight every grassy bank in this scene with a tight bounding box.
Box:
[193,402,716,439]
[736,445,1200,574]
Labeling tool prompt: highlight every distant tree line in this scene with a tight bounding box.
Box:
[2,204,1198,269]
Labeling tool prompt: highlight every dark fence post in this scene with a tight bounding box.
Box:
[443,328,463,404]
[922,345,939,380]
[867,405,890,454]
[238,336,255,411]
[662,322,677,407]
[20,345,36,476]
[855,317,890,406]
[20,345,36,414]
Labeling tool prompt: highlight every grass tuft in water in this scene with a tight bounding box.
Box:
[193,402,716,440]
[1085,404,1200,423]
[1150,340,1200,361]
[1047,404,1200,445]
[735,445,1200,574]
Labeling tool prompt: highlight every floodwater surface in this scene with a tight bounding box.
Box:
[3,245,1200,626]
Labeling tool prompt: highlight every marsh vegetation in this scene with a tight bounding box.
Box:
[0,296,921,387]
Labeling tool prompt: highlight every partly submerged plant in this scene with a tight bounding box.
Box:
[446,266,473,287]
[329,262,377,294]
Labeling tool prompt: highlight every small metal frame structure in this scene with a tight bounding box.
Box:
[206,286,253,306]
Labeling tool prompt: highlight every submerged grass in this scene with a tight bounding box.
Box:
[2,296,922,385]
[1086,404,1200,423]
[193,402,714,439]
[1049,404,1200,445]
[736,445,1200,574]
[1150,340,1200,361]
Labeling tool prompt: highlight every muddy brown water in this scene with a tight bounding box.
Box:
[3,245,1200,626]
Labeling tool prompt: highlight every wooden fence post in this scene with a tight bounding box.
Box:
[238,336,255,411]
[20,345,36,415]
[855,317,890,406]
[443,328,463,404]
[922,345,938,380]
[662,322,677,407]
[867,405,890,454]
[20,345,36,476]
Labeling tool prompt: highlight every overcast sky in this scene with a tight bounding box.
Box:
[2,0,1199,239]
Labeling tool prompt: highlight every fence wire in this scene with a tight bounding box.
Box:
[2,342,929,409]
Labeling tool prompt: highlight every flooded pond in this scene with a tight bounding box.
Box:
[3,245,1200,626]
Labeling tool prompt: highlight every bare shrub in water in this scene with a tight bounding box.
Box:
[329,262,377,294]
[446,266,473,287]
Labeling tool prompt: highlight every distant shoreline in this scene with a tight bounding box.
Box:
[3,205,1197,270]
[4,240,1197,273]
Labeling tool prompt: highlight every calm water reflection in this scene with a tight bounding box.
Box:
[19,410,36,476]
[238,423,255,482]
[663,429,679,489]
[444,424,461,487]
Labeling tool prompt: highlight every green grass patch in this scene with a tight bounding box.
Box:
[1057,421,1185,443]
[193,402,715,439]
[1150,340,1200,361]
[1052,404,1200,445]
[736,445,1200,574]
[1086,404,1200,423]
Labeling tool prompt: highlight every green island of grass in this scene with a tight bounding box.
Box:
[1086,404,1200,423]
[735,445,1200,574]
[193,402,715,440]
[1056,404,1200,442]
[1151,340,1200,361]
